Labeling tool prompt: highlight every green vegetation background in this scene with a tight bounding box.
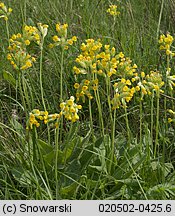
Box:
[0,0,175,199]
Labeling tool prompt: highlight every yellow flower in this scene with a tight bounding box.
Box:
[25,40,30,45]
[135,86,140,91]
[64,45,69,50]
[118,52,124,58]
[84,80,90,85]
[121,78,126,83]
[93,86,98,91]
[82,85,88,91]
[52,35,60,42]
[48,43,54,49]
[7,53,12,60]
[107,4,120,17]
[168,109,175,115]
[67,39,73,45]
[126,79,131,85]
[168,118,173,123]
[72,36,77,41]
[74,83,80,89]
[8,8,12,13]
[123,85,129,92]
[141,71,145,78]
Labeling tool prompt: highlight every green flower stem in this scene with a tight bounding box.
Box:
[150,91,154,154]
[105,77,116,174]
[94,89,104,136]
[32,127,38,162]
[164,54,169,131]
[156,0,164,40]
[39,45,46,111]
[139,98,143,150]
[109,108,116,174]
[22,74,31,110]
[59,48,64,143]
[39,41,50,144]
[18,72,27,112]
[154,91,160,158]
[37,141,52,199]
[105,77,113,127]
[124,106,131,147]
[170,91,174,110]
[5,19,10,45]
[60,48,64,102]
[55,121,60,200]
[64,122,74,165]
[89,99,95,141]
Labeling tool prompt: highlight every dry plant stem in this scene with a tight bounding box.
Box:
[154,91,160,158]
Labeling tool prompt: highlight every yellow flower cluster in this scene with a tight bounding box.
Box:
[7,27,38,71]
[111,78,135,109]
[74,79,98,102]
[22,25,41,45]
[74,39,137,79]
[27,97,82,129]
[27,109,62,129]
[0,2,12,21]
[73,38,166,110]
[97,50,137,78]
[111,70,165,109]
[7,51,36,71]
[49,23,77,50]
[7,23,48,71]
[60,96,82,122]
[37,23,48,42]
[134,71,164,98]
[107,5,120,17]
[159,33,175,56]
[74,39,102,74]
[168,109,175,123]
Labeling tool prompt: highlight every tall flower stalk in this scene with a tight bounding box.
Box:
[0,2,12,43]
[37,23,49,111]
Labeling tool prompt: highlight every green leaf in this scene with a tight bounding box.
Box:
[3,71,16,88]
[11,167,32,186]
[10,118,24,135]
[60,182,77,197]
[62,137,77,163]
[43,151,55,166]
[37,139,53,154]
